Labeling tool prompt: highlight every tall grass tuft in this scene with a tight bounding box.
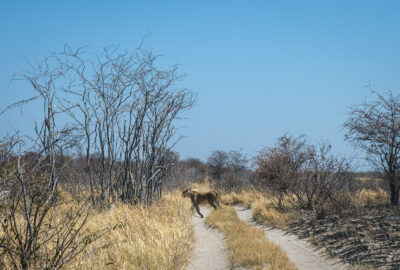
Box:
[71,191,194,270]
[251,199,290,228]
[357,188,389,207]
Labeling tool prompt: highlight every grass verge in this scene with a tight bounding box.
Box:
[222,188,390,229]
[205,205,297,270]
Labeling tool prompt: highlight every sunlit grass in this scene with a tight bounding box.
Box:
[222,187,392,230]
[69,191,194,270]
[222,190,291,229]
[206,205,297,270]
[357,188,389,207]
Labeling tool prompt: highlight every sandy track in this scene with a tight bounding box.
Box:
[234,206,350,270]
[186,206,229,270]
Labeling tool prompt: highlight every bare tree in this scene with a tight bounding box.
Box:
[0,58,97,269]
[302,143,352,218]
[227,150,249,172]
[50,45,195,205]
[207,150,229,181]
[254,134,352,214]
[254,134,311,208]
[207,150,251,190]
[164,157,207,189]
[344,90,400,205]
[0,134,20,201]
[0,156,95,270]
[140,87,195,204]
[0,42,195,268]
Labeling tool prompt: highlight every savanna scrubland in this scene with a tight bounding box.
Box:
[1,46,400,270]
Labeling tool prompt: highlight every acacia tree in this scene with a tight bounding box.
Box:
[344,90,400,205]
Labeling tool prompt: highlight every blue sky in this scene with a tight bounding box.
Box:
[1,1,400,168]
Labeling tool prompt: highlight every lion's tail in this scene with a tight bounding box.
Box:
[217,192,227,205]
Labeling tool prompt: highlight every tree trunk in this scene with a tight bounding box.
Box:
[20,256,28,270]
[390,183,399,205]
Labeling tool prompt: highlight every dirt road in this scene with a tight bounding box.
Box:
[186,206,229,270]
[234,206,350,270]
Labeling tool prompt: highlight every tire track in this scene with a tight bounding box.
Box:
[186,206,229,270]
[234,206,350,270]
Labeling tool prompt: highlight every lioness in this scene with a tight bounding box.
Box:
[182,188,226,218]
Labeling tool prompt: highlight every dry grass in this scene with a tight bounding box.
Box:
[221,187,392,229]
[206,205,297,270]
[251,199,291,229]
[1,190,194,270]
[222,189,263,208]
[0,189,96,269]
[222,190,291,229]
[69,191,194,270]
[356,188,389,207]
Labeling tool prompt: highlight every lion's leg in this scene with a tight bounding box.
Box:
[208,198,218,210]
[217,195,224,209]
[194,203,203,218]
[192,198,203,218]
[215,198,222,209]
[211,202,218,210]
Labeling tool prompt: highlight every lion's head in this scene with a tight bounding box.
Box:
[182,188,191,198]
